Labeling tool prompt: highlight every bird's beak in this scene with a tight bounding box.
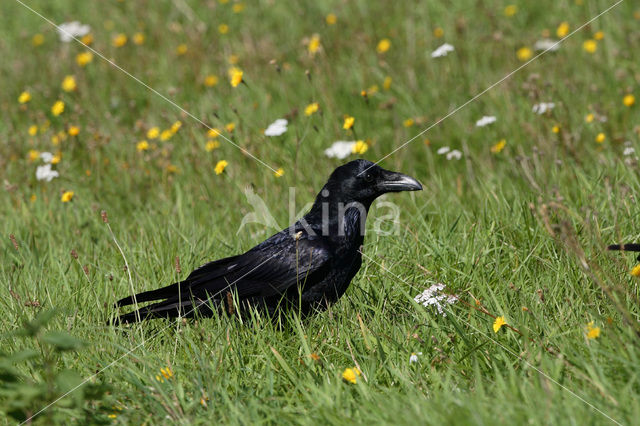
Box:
[378,170,423,192]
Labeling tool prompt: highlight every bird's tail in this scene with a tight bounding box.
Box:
[608,243,640,261]
[114,297,216,324]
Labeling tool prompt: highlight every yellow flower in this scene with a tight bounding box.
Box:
[18,91,31,104]
[51,135,60,146]
[376,38,391,54]
[147,127,160,139]
[433,27,444,38]
[594,31,604,40]
[81,33,93,45]
[160,129,173,141]
[62,75,77,92]
[176,44,188,55]
[61,191,74,203]
[167,164,179,173]
[171,121,182,134]
[623,94,635,107]
[552,125,560,134]
[583,39,597,53]
[556,21,570,38]
[229,67,243,87]
[205,140,220,151]
[30,194,37,202]
[68,125,80,136]
[76,51,93,67]
[585,113,594,123]
[204,74,219,87]
[51,100,65,116]
[274,168,284,177]
[516,47,532,61]
[367,85,379,95]
[28,149,40,162]
[403,118,414,127]
[112,33,127,47]
[352,140,368,154]
[304,102,319,116]
[207,128,221,138]
[493,316,507,333]
[595,132,606,143]
[132,32,145,45]
[28,125,38,136]
[51,154,61,165]
[137,140,149,151]
[225,122,236,133]
[218,24,229,34]
[383,76,392,90]
[491,139,506,153]
[160,367,173,379]
[586,321,601,340]
[631,264,640,276]
[326,13,337,25]
[232,3,245,13]
[504,5,517,16]
[343,115,355,130]
[32,33,44,46]
[341,367,361,384]
[214,160,228,175]
[308,34,321,55]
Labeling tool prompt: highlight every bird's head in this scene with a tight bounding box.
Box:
[321,159,422,205]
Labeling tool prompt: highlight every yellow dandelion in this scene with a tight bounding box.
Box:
[51,154,61,165]
[171,121,182,134]
[433,27,444,38]
[160,367,173,379]
[32,33,44,46]
[594,31,604,40]
[155,375,164,383]
[229,67,243,87]
[30,194,37,202]
[176,44,188,55]
[18,91,31,104]
[204,75,219,87]
[516,47,532,61]
[112,33,127,47]
[631,264,640,277]
[583,39,597,53]
[61,191,74,203]
[205,140,220,151]
[28,149,40,162]
[28,125,38,136]
[68,125,80,136]
[586,321,601,340]
[147,127,160,139]
[403,118,415,127]
[137,140,149,151]
[308,34,321,55]
[493,316,507,333]
[160,129,173,141]
[595,132,606,143]
[326,13,337,25]
[62,75,77,92]
[232,3,245,13]
[383,76,392,90]
[207,128,221,138]
[504,5,517,17]
[81,33,93,45]
[132,32,145,45]
[376,38,391,54]
[76,51,93,67]
[556,21,569,38]
[51,100,65,116]
[491,139,506,153]
[352,140,368,154]
[552,125,560,134]
[214,160,228,175]
[218,24,229,34]
[623,94,635,107]
[304,102,319,116]
[341,367,361,384]
[585,113,594,123]
[274,168,284,177]
[343,115,355,130]
[225,122,236,133]
[108,414,117,419]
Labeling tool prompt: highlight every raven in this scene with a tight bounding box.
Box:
[115,159,422,323]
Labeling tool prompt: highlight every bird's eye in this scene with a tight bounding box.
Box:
[364,173,374,182]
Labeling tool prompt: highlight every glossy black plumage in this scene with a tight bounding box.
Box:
[115,159,422,323]
[607,244,640,261]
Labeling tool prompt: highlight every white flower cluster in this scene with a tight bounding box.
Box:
[57,21,91,43]
[413,283,458,316]
[35,152,59,182]
[436,146,462,160]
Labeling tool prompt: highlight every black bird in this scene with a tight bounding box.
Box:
[607,244,640,261]
[115,159,422,323]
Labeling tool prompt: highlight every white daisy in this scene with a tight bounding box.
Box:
[264,119,288,137]
[324,141,356,159]
[413,283,458,316]
[431,43,455,58]
[532,102,555,115]
[57,21,91,43]
[475,116,496,127]
[36,164,59,182]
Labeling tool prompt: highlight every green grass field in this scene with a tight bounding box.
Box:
[2,0,640,423]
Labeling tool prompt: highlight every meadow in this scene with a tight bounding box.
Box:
[1,0,640,424]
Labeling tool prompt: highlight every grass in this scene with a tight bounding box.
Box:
[1,0,640,423]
